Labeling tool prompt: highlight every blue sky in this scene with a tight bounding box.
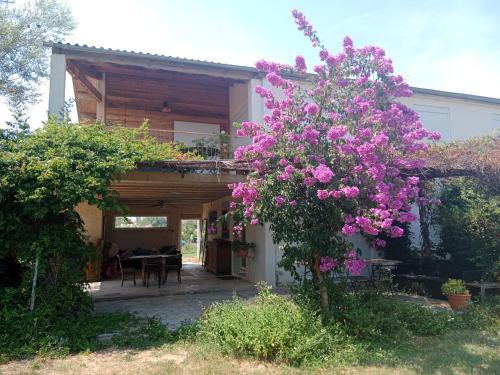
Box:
[2,0,500,126]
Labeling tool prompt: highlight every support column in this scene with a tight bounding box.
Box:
[96,72,106,122]
[196,219,201,260]
[263,223,277,286]
[48,53,66,118]
[247,78,263,123]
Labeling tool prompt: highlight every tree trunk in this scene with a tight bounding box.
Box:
[314,255,329,312]
[30,252,40,311]
[418,201,432,258]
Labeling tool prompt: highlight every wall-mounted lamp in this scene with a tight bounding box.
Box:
[161,101,172,113]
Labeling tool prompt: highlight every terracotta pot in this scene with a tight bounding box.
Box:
[85,260,100,282]
[448,293,471,311]
[238,248,249,258]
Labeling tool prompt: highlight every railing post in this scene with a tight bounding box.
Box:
[220,130,229,159]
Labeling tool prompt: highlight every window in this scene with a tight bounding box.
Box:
[114,216,168,229]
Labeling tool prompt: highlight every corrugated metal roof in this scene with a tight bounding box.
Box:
[49,42,260,76]
[411,87,500,106]
[48,43,500,105]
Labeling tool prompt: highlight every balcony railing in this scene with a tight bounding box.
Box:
[108,126,250,160]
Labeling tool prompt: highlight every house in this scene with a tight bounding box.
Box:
[47,43,500,287]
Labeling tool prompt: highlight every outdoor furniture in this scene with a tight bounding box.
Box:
[129,254,180,286]
[365,259,402,282]
[164,254,182,283]
[464,281,499,298]
[144,257,162,288]
[102,242,121,279]
[205,239,231,275]
[116,254,139,287]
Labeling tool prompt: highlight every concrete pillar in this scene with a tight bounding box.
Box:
[196,219,201,259]
[48,53,66,118]
[247,78,263,123]
[246,78,279,286]
[263,224,277,286]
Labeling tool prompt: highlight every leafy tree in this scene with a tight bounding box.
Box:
[0,0,75,111]
[181,220,197,244]
[0,119,192,313]
[230,10,440,310]
[433,178,500,281]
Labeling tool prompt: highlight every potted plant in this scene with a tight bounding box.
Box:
[441,278,471,311]
[231,240,255,258]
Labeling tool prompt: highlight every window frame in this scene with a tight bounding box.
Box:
[113,215,169,230]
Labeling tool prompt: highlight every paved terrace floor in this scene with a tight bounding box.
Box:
[88,264,261,328]
[88,264,450,329]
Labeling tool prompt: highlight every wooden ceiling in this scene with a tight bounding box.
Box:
[68,59,243,130]
[111,171,245,206]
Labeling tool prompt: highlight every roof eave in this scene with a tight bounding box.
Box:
[48,42,261,80]
[45,43,500,105]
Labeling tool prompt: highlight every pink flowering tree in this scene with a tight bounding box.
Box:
[229,10,440,310]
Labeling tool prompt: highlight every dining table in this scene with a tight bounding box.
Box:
[129,254,178,286]
[364,258,402,281]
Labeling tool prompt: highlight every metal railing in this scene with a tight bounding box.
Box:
[108,126,250,159]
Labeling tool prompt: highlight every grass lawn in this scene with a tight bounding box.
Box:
[1,329,498,374]
[181,242,199,263]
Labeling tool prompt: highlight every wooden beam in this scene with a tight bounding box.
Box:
[106,99,227,119]
[97,63,242,86]
[96,72,106,121]
[71,61,103,80]
[105,108,228,126]
[67,61,102,102]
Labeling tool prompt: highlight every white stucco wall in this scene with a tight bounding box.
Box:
[229,82,248,125]
[173,121,220,146]
[400,93,500,141]
[75,201,103,243]
[229,82,252,153]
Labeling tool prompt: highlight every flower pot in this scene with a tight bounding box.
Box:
[238,248,249,258]
[448,293,471,311]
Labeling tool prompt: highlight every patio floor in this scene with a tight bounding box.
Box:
[88,264,451,329]
[87,263,255,302]
[89,264,260,328]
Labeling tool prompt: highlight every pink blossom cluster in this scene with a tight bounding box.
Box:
[319,256,338,273]
[229,10,440,255]
[312,164,334,183]
[291,9,321,48]
[344,250,366,276]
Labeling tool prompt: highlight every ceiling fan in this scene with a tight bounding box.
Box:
[147,200,178,209]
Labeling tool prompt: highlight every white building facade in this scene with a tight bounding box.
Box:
[47,44,500,287]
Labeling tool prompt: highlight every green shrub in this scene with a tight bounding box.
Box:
[0,297,189,363]
[441,279,469,296]
[197,283,357,366]
[457,296,500,331]
[327,290,453,343]
[0,287,127,362]
[433,177,500,281]
[0,286,178,362]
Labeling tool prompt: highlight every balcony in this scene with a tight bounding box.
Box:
[109,126,250,160]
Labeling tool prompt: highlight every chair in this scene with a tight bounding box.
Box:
[116,254,138,287]
[145,257,162,288]
[165,254,182,283]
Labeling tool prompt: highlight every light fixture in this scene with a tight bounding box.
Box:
[161,101,172,113]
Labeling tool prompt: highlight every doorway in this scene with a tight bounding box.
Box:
[180,219,201,264]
